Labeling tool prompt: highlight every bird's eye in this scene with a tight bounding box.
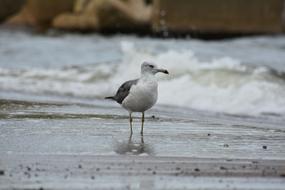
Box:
[149,65,154,68]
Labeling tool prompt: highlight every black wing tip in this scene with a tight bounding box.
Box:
[105,96,116,100]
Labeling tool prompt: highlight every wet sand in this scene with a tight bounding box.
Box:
[0,98,285,189]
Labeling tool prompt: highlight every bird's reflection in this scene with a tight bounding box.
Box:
[115,134,153,155]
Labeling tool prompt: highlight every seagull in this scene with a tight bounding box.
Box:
[105,61,169,135]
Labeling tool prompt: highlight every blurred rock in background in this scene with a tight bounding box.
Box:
[53,0,152,31]
[52,0,101,30]
[6,0,74,30]
[0,0,25,22]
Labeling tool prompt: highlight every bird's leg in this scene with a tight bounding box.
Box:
[129,112,133,135]
[140,112,145,135]
[140,132,144,144]
[128,131,133,143]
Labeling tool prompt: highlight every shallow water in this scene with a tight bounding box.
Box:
[1,96,284,159]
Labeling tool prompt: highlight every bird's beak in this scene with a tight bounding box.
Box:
[156,68,169,74]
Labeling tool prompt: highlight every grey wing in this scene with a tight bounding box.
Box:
[114,79,138,104]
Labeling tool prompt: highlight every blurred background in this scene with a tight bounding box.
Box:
[1,0,285,35]
[1,0,285,116]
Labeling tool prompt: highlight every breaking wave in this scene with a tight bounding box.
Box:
[1,40,285,116]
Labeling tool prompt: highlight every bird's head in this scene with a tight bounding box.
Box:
[141,61,169,75]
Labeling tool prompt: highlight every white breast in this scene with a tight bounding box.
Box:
[122,78,158,112]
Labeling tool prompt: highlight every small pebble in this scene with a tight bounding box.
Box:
[220,166,227,170]
[194,168,200,172]
[78,164,82,169]
[0,170,4,176]
[262,145,267,150]
[207,134,211,136]
[223,144,229,147]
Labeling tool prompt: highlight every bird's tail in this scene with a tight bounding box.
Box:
[105,96,116,101]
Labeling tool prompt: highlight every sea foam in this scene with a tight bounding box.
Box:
[1,33,285,116]
[111,42,285,115]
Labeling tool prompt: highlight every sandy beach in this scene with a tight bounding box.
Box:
[1,0,285,188]
[0,98,285,189]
